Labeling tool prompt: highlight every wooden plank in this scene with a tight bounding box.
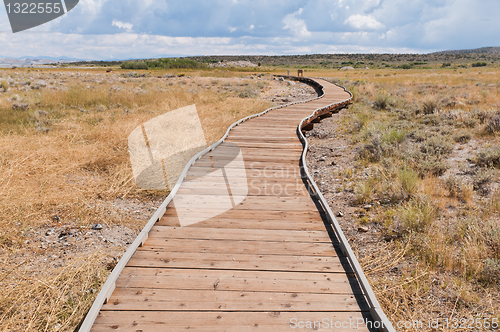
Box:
[92,311,373,331]
[127,251,345,273]
[168,196,319,211]
[161,207,323,219]
[115,268,359,294]
[101,288,369,312]
[184,168,304,179]
[190,160,301,169]
[148,226,332,243]
[140,238,337,256]
[157,216,327,231]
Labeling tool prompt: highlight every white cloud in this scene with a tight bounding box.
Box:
[112,20,133,31]
[283,8,311,38]
[79,0,108,15]
[344,14,385,30]
[0,0,498,57]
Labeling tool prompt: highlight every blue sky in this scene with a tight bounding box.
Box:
[1,0,499,59]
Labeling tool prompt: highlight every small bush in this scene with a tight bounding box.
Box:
[463,117,478,128]
[421,114,441,126]
[422,100,438,115]
[352,108,371,132]
[398,64,413,69]
[398,167,419,196]
[357,136,385,162]
[472,168,493,192]
[445,176,472,202]
[411,129,436,142]
[484,114,500,134]
[383,128,407,144]
[416,158,449,177]
[474,146,500,168]
[481,259,500,284]
[420,136,453,156]
[453,130,472,144]
[1,81,9,92]
[472,62,487,67]
[395,196,436,233]
[373,95,389,110]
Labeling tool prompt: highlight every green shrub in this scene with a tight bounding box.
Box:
[485,114,500,134]
[420,135,453,156]
[474,146,500,168]
[424,160,448,176]
[121,58,203,70]
[453,130,472,144]
[351,107,371,132]
[420,114,441,125]
[472,62,487,67]
[395,196,436,233]
[1,81,9,92]
[398,64,413,69]
[472,168,493,191]
[120,61,148,70]
[373,95,389,110]
[383,128,407,144]
[357,136,385,162]
[398,167,419,196]
[481,259,500,284]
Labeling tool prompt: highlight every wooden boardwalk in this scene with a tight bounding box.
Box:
[89,78,378,331]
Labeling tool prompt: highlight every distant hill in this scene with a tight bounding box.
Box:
[0,56,85,67]
[433,47,500,55]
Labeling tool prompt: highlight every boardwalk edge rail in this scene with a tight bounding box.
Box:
[298,77,395,332]
[79,76,395,332]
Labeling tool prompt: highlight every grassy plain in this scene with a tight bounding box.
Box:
[0,61,499,330]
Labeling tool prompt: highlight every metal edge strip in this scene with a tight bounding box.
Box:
[297,77,395,332]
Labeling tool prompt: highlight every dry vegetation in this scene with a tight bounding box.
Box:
[313,67,500,330]
[0,68,315,331]
[2,61,499,331]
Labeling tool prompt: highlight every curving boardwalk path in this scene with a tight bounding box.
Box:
[85,78,390,331]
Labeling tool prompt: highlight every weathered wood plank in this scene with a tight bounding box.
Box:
[115,268,359,294]
[92,311,372,331]
[127,251,344,272]
[101,288,369,312]
[148,226,332,243]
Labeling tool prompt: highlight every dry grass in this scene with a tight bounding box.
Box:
[0,252,114,332]
[0,73,271,244]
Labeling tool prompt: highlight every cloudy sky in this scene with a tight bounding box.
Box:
[0,0,499,59]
